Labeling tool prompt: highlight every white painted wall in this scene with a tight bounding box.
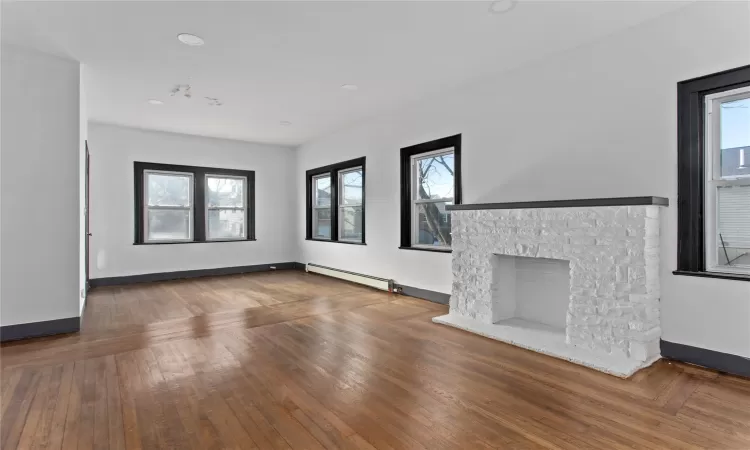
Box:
[296,2,750,357]
[87,122,297,278]
[1,45,82,326]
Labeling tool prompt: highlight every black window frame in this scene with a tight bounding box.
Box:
[675,64,750,282]
[399,134,462,253]
[305,157,366,245]
[134,161,256,245]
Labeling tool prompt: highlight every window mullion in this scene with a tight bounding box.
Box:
[330,169,338,241]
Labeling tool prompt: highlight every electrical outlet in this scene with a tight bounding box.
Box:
[270,266,277,270]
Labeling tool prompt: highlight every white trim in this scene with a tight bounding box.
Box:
[410,149,455,247]
[337,166,363,242]
[411,146,455,161]
[143,170,194,243]
[311,174,332,240]
[205,174,247,241]
[704,87,750,274]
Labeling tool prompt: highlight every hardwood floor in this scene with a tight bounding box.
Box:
[2,270,749,449]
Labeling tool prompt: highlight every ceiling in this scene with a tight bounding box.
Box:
[2,1,689,146]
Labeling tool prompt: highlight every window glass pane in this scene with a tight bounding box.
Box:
[720,97,750,179]
[416,202,452,246]
[207,176,244,207]
[147,209,190,241]
[314,177,331,206]
[340,169,363,205]
[313,208,331,239]
[207,209,245,239]
[147,173,191,206]
[716,185,750,268]
[416,153,454,200]
[339,206,363,241]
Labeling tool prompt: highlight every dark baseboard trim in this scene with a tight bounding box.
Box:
[398,285,450,305]
[1,317,80,342]
[293,262,306,270]
[89,262,300,288]
[661,340,750,378]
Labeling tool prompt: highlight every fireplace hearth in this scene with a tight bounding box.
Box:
[432,197,668,378]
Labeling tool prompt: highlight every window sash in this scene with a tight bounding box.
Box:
[338,205,362,242]
[312,207,332,240]
[412,148,455,202]
[410,148,454,247]
[205,174,247,240]
[312,174,332,209]
[144,170,194,242]
[704,87,750,274]
[338,167,363,208]
[411,202,452,250]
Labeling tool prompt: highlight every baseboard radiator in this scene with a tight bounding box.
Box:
[306,263,394,292]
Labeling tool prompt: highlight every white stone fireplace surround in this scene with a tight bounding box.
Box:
[433,197,669,378]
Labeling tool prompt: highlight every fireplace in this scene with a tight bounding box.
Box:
[433,197,668,377]
[491,255,570,329]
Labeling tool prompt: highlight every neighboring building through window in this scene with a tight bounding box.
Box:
[206,174,247,240]
[400,134,462,252]
[312,174,332,239]
[704,87,750,273]
[305,157,366,244]
[134,162,255,244]
[676,65,750,281]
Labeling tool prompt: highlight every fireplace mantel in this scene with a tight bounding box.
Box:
[446,196,669,211]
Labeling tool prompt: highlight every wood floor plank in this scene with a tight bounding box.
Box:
[45,362,75,450]
[1,271,749,449]
[60,361,85,450]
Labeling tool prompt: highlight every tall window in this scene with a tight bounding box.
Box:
[704,87,750,274]
[676,65,750,281]
[338,167,364,242]
[400,135,462,252]
[306,157,366,244]
[312,174,332,239]
[134,162,255,244]
[206,175,247,240]
[144,170,194,242]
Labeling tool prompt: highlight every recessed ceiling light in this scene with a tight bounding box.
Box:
[340,84,359,91]
[280,121,292,126]
[147,99,164,105]
[489,0,516,14]
[177,33,205,46]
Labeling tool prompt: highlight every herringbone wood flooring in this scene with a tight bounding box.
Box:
[1,270,749,449]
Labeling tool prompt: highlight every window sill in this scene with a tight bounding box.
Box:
[672,270,750,282]
[134,239,257,245]
[399,246,452,254]
[306,238,366,246]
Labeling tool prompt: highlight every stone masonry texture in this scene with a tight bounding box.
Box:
[450,205,661,362]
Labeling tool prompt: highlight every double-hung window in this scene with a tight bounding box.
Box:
[676,64,750,281]
[144,170,194,242]
[306,157,366,244]
[400,134,462,252]
[206,174,247,240]
[312,174,333,239]
[338,167,364,242]
[704,87,750,275]
[135,162,255,244]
